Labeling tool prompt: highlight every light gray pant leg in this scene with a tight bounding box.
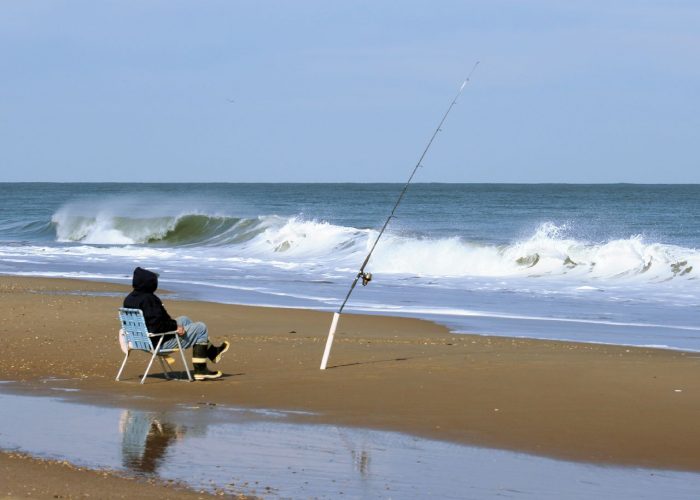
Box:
[163,316,209,349]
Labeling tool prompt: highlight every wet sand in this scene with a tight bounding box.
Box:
[0,450,240,499]
[2,275,700,479]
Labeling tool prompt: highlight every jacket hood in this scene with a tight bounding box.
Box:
[132,267,158,293]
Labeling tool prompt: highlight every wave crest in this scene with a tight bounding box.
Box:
[49,208,697,281]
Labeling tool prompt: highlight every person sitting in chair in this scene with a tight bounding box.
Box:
[123,267,229,381]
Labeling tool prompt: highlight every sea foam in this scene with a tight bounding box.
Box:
[46,204,700,282]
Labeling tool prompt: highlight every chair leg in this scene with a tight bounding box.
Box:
[141,337,164,384]
[175,335,193,382]
[116,351,130,381]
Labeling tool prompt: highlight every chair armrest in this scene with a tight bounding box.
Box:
[148,330,178,337]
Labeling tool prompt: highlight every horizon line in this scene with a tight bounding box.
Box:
[2,181,700,186]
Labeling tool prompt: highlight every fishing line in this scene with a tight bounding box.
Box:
[320,62,480,370]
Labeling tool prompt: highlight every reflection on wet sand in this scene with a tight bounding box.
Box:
[337,427,371,477]
[119,410,185,474]
[118,409,374,482]
[1,390,694,499]
[352,448,370,476]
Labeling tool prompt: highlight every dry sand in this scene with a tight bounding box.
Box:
[1,275,700,495]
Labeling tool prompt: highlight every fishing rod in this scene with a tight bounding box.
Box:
[320,62,480,370]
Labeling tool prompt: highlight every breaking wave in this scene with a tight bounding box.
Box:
[48,209,699,281]
[375,222,697,280]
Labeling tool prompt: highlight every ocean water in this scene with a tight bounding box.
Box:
[1,183,699,349]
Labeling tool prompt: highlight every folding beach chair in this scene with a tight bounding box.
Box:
[116,308,192,384]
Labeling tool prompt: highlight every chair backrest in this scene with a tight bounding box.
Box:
[118,308,153,352]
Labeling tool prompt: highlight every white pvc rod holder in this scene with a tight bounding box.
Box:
[320,312,340,370]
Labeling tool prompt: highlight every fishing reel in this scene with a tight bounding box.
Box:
[361,272,372,286]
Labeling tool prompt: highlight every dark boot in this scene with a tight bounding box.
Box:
[207,340,230,364]
[192,344,222,381]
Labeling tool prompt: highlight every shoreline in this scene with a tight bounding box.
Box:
[5,272,696,360]
[6,270,699,356]
[2,275,700,476]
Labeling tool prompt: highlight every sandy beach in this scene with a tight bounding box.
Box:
[0,450,240,499]
[1,275,700,496]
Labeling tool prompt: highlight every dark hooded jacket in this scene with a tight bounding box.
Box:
[123,267,177,344]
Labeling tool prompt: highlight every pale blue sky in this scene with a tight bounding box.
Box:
[1,1,698,182]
